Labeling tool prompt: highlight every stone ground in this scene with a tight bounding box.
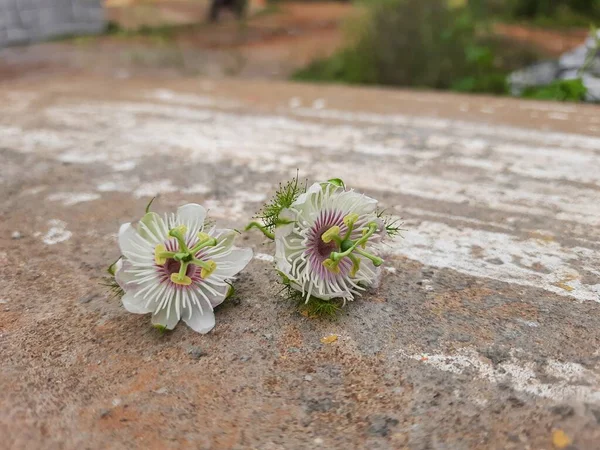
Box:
[1,76,600,449]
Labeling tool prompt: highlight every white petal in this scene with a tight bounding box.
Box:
[118,223,151,260]
[214,247,253,277]
[122,291,154,314]
[151,304,180,330]
[274,238,292,274]
[274,208,295,239]
[176,203,206,234]
[210,229,237,254]
[138,212,168,244]
[115,258,138,291]
[183,304,216,334]
[292,182,322,206]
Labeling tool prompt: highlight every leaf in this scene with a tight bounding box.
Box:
[320,334,339,344]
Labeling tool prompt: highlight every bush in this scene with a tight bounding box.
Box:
[522,78,588,101]
[469,0,600,26]
[293,0,540,94]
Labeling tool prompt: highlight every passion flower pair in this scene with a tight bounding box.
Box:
[111,178,400,334]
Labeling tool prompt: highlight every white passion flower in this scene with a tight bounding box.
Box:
[274,181,389,302]
[115,203,252,333]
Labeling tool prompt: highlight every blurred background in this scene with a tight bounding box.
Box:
[1,0,599,102]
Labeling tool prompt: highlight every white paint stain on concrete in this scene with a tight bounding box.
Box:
[42,219,72,245]
[47,192,100,206]
[388,221,600,302]
[134,179,178,198]
[182,184,211,195]
[110,160,137,172]
[254,253,275,263]
[204,191,267,220]
[402,347,600,404]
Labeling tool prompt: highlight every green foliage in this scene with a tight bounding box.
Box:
[293,0,540,95]
[100,276,125,299]
[277,271,342,318]
[256,173,306,233]
[471,0,600,27]
[522,78,587,101]
[377,209,404,238]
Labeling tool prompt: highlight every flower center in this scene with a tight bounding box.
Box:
[164,259,197,278]
[320,213,383,277]
[154,226,219,285]
[317,233,339,259]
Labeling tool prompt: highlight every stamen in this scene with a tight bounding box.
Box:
[343,213,359,228]
[321,226,341,244]
[170,273,192,286]
[190,236,218,254]
[154,244,167,265]
[200,260,217,279]
[349,254,361,277]
[197,231,211,242]
[323,258,340,274]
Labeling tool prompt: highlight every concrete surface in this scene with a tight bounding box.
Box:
[1,76,600,449]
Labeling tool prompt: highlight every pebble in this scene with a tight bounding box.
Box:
[240,355,251,362]
[187,346,205,360]
[79,293,97,304]
[313,437,324,445]
[368,415,399,437]
[304,375,313,382]
[11,231,22,240]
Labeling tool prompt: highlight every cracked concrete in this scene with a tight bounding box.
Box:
[1,76,600,449]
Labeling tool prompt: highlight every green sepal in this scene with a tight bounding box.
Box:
[326,178,345,189]
[277,270,291,285]
[153,324,168,334]
[225,281,235,300]
[139,212,163,241]
[107,257,121,276]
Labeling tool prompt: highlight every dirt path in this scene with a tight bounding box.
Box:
[0,2,352,82]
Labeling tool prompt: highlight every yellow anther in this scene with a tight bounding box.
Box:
[323,258,340,274]
[154,244,167,265]
[197,231,211,242]
[200,260,217,279]
[343,213,359,228]
[350,258,361,277]
[321,226,341,244]
[170,273,192,286]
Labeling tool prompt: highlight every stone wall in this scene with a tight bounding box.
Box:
[0,0,105,47]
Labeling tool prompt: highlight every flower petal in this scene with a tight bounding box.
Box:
[176,203,207,235]
[182,304,216,334]
[115,258,137,291]
[151,304,180,330]
[214,247,253,278]
[122,291,154,314]
[118,223,152,261]
[138,212,168,244]
[274,208,295,239]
